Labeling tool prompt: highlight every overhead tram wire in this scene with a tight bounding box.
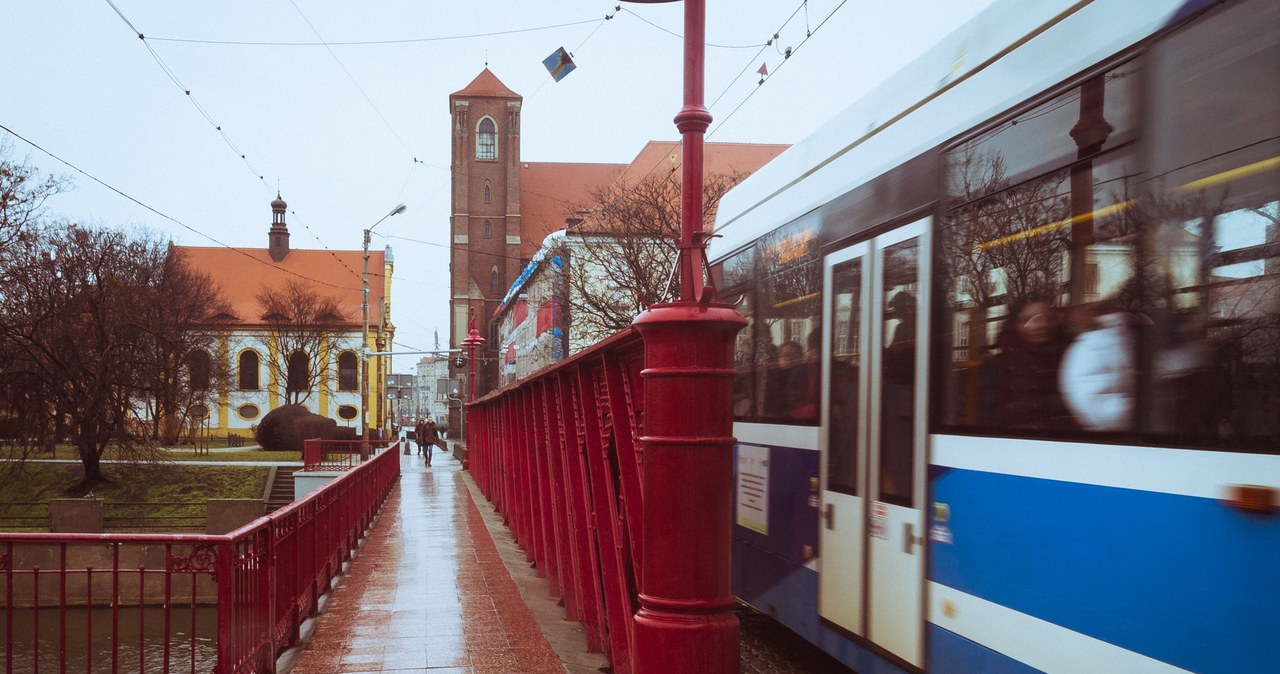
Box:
[102,0,272,195]
[600,0,813,195]
[144,18,606,46]
[101,0,412,285]
[287,0,421,165]
[513,7,619,105]
[708,0,851,139]
[0,123,363,294]
[614,6,768,49]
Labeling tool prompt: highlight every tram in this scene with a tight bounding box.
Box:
[709,0,1279,671]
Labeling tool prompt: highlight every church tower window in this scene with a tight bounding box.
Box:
[484,182,492,204]
[483,220,491,239]
[477,117,497,160]
[490,267,500,295]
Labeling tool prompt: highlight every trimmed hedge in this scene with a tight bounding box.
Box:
[254,405,338,454]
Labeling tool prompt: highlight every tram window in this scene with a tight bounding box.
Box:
[945,62,1138,201]
[937,0,1279,452]
[756,219,822,425]
[716,249,767,421]
[827,259,861,495]
[880,241,919,506]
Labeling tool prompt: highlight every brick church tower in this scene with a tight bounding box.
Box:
[449,69,522,395]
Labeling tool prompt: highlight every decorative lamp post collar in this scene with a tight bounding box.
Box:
[460,312,485,403]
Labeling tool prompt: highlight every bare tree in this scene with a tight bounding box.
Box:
[133,247,229,444]
[0,138,68,251]
[0,224,224,490]
[564,167,746,343]
[255,280,349,405]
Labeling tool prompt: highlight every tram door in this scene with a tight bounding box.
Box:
[819,219,928,668]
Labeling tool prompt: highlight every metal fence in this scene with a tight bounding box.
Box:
[467,329,645,674]
[0,441,401,674]
[301,439,383,471]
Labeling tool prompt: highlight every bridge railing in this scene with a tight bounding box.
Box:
[302,438,390,471]
[0,440,401,674]
[468,329,646,674]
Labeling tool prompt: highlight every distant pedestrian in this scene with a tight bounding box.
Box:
[414,418,427,456]
[420,419,441,466]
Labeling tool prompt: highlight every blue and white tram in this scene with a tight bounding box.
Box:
[709,0,1279,671]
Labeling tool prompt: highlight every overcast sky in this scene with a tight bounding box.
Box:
[1,0,995,372]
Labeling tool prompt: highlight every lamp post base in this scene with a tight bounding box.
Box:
[632,300,744,674]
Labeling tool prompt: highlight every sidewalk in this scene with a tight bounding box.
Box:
[280,447,607,674]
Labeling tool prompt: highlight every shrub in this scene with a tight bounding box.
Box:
[294,415,337,449]
[254,405,337,454]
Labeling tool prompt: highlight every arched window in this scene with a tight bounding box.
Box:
[189,350,212,391]
[287,351,310,393]
[337,351,358,391]
[483,219,491,239]
[238,350,260,390]
[483,181,492,204]
[490,267,500,295]
[476,117,497,160]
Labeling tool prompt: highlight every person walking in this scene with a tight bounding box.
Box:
[420,418,441,466]
[414,418,427,456]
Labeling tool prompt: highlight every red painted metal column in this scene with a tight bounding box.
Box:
[462,313,485,467]
[626,1,745,672]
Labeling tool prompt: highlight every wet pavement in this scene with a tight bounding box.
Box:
[280,448,852,674]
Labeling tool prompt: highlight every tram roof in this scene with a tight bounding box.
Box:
[710,0,1192,261]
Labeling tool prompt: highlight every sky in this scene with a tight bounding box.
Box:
[1,0,996,373]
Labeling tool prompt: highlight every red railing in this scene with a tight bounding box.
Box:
[302,439,388,471]
[468,330,646,674]
[0,441,401,673]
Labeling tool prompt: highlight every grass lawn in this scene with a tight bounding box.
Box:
[0,462,269,501]
[1,445,299,462]
[0,462,271,532]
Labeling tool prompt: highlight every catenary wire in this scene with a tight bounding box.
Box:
[0,122,365,293]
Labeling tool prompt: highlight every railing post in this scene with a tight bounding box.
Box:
[215,542,237,674]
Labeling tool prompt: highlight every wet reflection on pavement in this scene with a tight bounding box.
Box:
[285,451,566,674]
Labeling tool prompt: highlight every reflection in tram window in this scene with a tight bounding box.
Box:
[937,9,1280,451]
[719,217,822,425]
[880,242,918,506]
[826,259,861,495]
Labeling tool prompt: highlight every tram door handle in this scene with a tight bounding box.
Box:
[824,503,834,530]
[903,522,922,554]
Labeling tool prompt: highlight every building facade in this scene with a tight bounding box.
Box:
[449,68,785,396]
[176,195,394,437]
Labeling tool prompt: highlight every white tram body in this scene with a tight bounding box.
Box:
[710,0,1279,671]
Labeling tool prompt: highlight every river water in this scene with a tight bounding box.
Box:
[4,605,217,673]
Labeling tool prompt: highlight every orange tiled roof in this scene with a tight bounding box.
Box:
[621,140,789,184]
[451,68,520,100]
[519,162,627,258]
[174,246,382,327]
[516,142,787,253]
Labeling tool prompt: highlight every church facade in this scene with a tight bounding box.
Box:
[448,68,785,396]
[176,195,394,438]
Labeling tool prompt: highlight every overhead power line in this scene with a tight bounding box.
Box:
[145,18,607,46]
[0,122,363,293]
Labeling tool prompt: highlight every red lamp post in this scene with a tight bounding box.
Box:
[625,2,745,673]
[461,313,486,403]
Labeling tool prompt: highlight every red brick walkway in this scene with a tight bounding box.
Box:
[285,455,567,674]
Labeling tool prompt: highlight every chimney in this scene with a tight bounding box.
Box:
[268,192,290,262]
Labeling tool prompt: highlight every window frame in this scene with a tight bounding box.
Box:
[476,117,497,160]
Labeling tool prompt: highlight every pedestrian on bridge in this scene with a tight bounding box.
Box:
[419,418,441,466]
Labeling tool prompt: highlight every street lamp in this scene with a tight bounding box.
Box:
[362,203,406,455]
[620,2,747,673]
